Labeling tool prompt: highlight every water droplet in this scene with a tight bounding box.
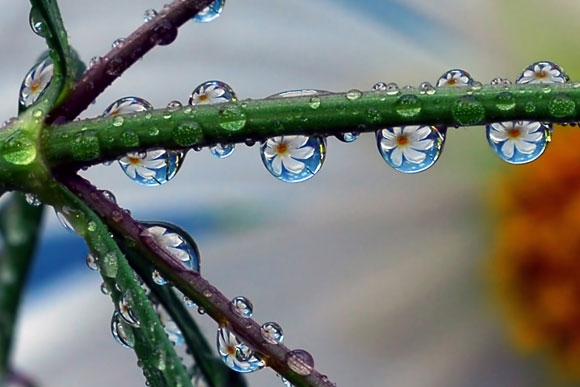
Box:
[71,131,100,161]
[335,132,360,143]
[193,0,225,23]
[548,94,575,118]
[101,190,117,203]
[286,349,314,376]
[152,270,168,285]
[281,376,292,387]
[103,96,153,116]
[112,38,126,49]
[376,126,444,173]
[419,82,436,95]
[88,56,102,68]
[261,322,283,344]
[524,101,536,113]
[451,95,485,125]
[87,221,97,232]
[142,222,200,271]
[55,209,75,232]
[111,311,135,348]
[197,306,206,315]
[101,252,119,278]
[183,295,196,307]
[218,105,246,132]
[308,96,321,109]
[19,56,53,107]
[189,80,236,106]
[395,94,422,118]
[118,292,140,327]
[144,9,158,22]
[260,135,326,183]
[106,57,125,76]
[345,89,362,101]
[231,296,253,318]
[495,92,516,111]
[100,282,110,295]
[217,326,265,373]
[29,7,45,37]
[2,136,37,166]
[118,149,184,186]
[166,100,182,111]
[150,18,178,46]
[436,69,473,87]
[486,121,550,164]
[384,82,400,95]
[173,121,202,146]
[207,143,234,158]
[372,82,388,91]
[86,253,98,271]
[516,61,568,84]
[490,77,511,86]
[25,193,41,206]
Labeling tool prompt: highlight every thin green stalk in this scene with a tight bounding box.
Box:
[43,83,580,169]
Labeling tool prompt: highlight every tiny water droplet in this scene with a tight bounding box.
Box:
[281,376,292,387]
[231,296,253,318]
[490,77,511,86]
[335,132,360,143]
[112,115,124,127]
[152,270,168,286]
[524,101,536,113]
[144,9,158,22]
[395,94,422,117]
[436,69,473,87]
[260,135,326,183]
[209,143,235,158]
[261,322,283,344]
[142,222,201,271]
[89,56,102,68]
[101,252,119,278]
[548,94,575,118]
[495,92,516,111]
[183,295,196,307]
[25,193,41,206]
[19,56,53,107]
[100,282,110,295]
[486,121,550,164]
[29,7,45,37]
[86,253,98,271]
[345,89,362,101]
[385,82,399,95]
[118,292,140,327]
[197,306,206,315]
[217,326,265,373]
[166,100,182,111]
[286,349,314,376]
[376,126,444,173]
[372,82,388,91]
[516,61,568,84]
[111,311,135,348]
[112,38,126,49]
[55,209,75,232]
[193,0,225,23]
[87,221,97,232]
[101,190,117,203]
[451,95,485,125]
[308,96,321,109]
[419,82,436,95]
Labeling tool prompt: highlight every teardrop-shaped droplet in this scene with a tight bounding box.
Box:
[260,135,326,183]
[335,132,360,143]
[286,349,314,376]
[217,326,265,373]
[486,121,550,164]
[111,311,135,348]
[152,270,168,286]
[261,322,284,344]
[142,222,200,271]
[209,143,235,158]
[376,126,443,173]
[118,292,140,327]
[144,8,158,22]
[193,0,225,23]
[86,252,99,271]
[118,149,184,186]
[436,69,473,87]
[55,209,75,233]
[189,80,236,106]
[24,193,41,206]
[19,57,53,108]
[231,296,253,318]
[516,61,568,84]
[29,7,46,37]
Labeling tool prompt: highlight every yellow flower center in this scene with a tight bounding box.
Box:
[507,128,521,139]
[128,156,141,165]
[227,345,236,357]
[396,135,409,146]
[276,143,288,155]
[199,93,208,102]
[447,79,456,86]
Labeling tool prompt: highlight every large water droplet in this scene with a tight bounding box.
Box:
[118,149,184,186]
[436,69,473,87]
[193,0,225,23]
[142,222,200,271]
[286,349,314,376]
[111,311,135,348]
[261,322,283,344]
[260,135,326,183]
[231,296,253,318]
[376,126,444,173]
[29,7,46,37]
[118,292,140,327]
[451,95,485,125]
[209,143,235,158]
[516,61,568,84]
[217,326,265,373]
[486,121,550,164]
[19,56,53,107]
[2,136,37,165]
[189,80,236,106]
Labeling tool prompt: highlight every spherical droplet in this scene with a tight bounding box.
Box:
[189,80,237,106]
[118,149,184,186]
[308,96,321,109]
[19,56,53,108]
[231,296,253,318]
[166,100,182,111]
[100,282,110,295]
[495,92,516,112]
[261,322,283,344]
[217,326,265,373]
[218,105,246,132]
[29,7,45,37]
[144,8,158,22]
[436,69,473,87]
[376,126,444,173]
[486,121,550,164]
[548,94,576,118]
[490,77,511,86]
[193,0,225,23]
[86,253,99,271]
[142,221,201,271]
[372,82,388,91]
[209,143,235,158]
[112,38,126,49]
[111,311,135,348]
[451,95,485,125]
[335,132,360,143]
[89,56,102,68]
[101,190,117,203]
[419,81,436,95]
[395,94,422,118]
[345,89,362,101]
[260,136,326,183]
[103,96,153,116]
[516,61,568,84]
[118,292,140,327]
[286,349,314,376]
[155,304,183,346]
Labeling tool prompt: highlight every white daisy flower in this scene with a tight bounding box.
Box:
[119,150,167,180]
[20,58,54,107]
[190,83,229,105]
[487,121,544,158]
[263,135,315,175]
[380,126,435,167]
[145,224,188,262]
[436,69,472,87]
[517,62,568,84]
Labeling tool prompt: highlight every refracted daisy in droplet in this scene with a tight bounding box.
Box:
[189,82,231,105]
[118,150,168,183]
[263,136,315,176]
[379,126,435,167]
[486,121,549,164]
[516,61,569,84]
[146,224,189,262]
[20,57,54,107]
[102,96,153,116]
[436,69,473,87]
[217,327,264,373]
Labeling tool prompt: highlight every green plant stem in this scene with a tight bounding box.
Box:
[43,83,580,169]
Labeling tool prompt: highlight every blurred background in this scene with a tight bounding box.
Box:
[1,0,580,386]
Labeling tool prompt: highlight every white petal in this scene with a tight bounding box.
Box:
[290,146,315,160]
[271,156,283,175]
[514,140,537,155]
[523,131,543,143]
[403,147,427,164]
[411,138,434,151]
[282,156,306,173]
[390,147,403,167]
[124,165,137,179]
[286,135,309,149]
[501,140,515,159]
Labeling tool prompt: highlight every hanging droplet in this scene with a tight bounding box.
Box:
[335,132,359,143]
[19,56,53,108]
[193,0,225,23]
[142,222,200,271]
[261,322,284,344]
[516,61,568,84]
[286,349,314,376]
[260,135,326,183]
[112,38,126,49]
[86,253,99,271]
[55,209,75,233]
[231,296,253,318]
[183,295,196,308]
[118,292,140,327]
[24,193,41,206]
[100,282,110,295]
[486,121,550,164]
[111,311,135,348]
[155,304,183,345]
[209,143,235,158]
[118,149,184,186]
[29,7,45,37]
[144,9,158,22]
[436,69,473,87]
[217,326,265,373]
[376,126,444,173]
[152,270,168,286]
[189,80,237,106]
